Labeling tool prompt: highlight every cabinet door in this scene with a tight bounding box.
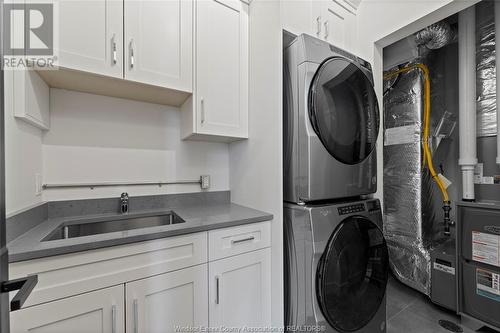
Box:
[324,3,346,48]
[52,0,123,78]
[124,0,193,92]
[195,0,248,138]
[12,70,50,130]
[324,1,357,50]
[281,0,312,36]
[126,264,208,333]
[10,285,124,333]
[311,0,326,40]
[209,248,271,329]
[343,8,358,52]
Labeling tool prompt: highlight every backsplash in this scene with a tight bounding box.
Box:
[6,87,231,215]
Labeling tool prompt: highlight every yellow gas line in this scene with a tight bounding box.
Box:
[384,64,450,203]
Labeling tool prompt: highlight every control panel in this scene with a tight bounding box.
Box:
[338,203,365,215]
[366,200,381,212]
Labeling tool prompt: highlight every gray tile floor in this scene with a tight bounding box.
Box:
[386,275,499,333]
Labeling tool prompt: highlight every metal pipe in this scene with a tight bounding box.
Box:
[42,179,202,190]
[495,1,500,166]
[458,6,478,201]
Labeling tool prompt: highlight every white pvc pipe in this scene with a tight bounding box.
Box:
[495,2,500,166]
[458,6,478,201]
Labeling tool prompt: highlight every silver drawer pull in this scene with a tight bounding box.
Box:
[215,276,220,304]
[111,305,117,333]
[130,39,135,69]
[231,236,255,244]
[133,299,138,333]
[200,97,205,124]
[111,33,117,65]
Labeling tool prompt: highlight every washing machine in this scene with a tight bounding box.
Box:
[284,198,388,333]
[284,34,379,204]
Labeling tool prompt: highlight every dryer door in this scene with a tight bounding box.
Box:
[316,216,388,332]
[308,57,379,165]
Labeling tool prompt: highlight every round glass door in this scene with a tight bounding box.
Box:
[308,57,379,165]
[316,216,389,332]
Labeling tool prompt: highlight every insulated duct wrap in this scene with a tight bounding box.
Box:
[476,2,497,137]
[383,66,440,296]
[415,22,456,50]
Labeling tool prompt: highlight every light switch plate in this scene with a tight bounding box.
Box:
[35,173,42,196]
[201,175,210,189]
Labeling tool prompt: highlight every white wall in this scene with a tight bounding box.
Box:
[4,71,44,217]
[42,89,229,201]
[355,0,455,61]
[229,0,283,327]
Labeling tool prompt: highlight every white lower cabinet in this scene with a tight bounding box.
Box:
[9,224,272,333]
[125,264,208,333]
[10,285,124,333]
[209,248,272,330]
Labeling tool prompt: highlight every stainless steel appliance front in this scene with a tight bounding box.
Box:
[284,34,379,203]
[284,199,388,333]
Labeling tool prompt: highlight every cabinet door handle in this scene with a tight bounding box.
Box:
[111,305,117,333]
[324,21,329,39]
[111,34,117,65]
[231,236,255,244]
[215,276,220,304]
[316,16,321,36]
[130,39,135,69]
[133,299,138,333]
[200,97,205,124]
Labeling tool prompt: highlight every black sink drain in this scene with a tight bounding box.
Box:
[438,319,463,333]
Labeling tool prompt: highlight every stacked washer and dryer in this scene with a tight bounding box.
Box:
[283,34,389,333]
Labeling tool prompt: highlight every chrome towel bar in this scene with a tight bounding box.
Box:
[42,176,210,190]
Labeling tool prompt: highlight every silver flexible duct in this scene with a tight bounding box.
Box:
[415,21,457,50]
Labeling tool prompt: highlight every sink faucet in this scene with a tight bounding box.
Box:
[120,193,129,214]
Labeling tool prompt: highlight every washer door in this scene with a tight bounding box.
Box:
[308,57,379,165]
[316,216,388,332]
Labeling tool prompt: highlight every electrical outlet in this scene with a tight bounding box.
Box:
[200,175,210,189]
[35,173,42,196]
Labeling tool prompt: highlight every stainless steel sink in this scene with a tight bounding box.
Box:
[42,212,185,241]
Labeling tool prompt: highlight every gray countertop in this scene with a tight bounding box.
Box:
[7,203,273,263]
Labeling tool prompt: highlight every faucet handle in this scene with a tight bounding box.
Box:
[120,193,129,214]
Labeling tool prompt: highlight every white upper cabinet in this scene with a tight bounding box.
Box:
[124,0,193,91]
[13,70,50,130]
[182,0,248,141]
[10,285,124,333]
[209,248,272,329]
[311,0,327,39]
[6,4,50,130]
[53,0,123,78]
[325,0,357,50]
[284,0,358,52]
[281,0,313,36]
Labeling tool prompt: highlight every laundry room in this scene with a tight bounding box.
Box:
[283,1,500,332]
[2,1,500,333]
